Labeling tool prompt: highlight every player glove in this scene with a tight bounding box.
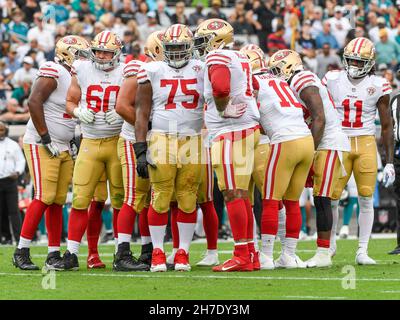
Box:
[40,132,60,158]
[133,142,150,179]
[219,102,247,118]
[104,109,122,125]
[382,163,395,188]
[73,107,95,124]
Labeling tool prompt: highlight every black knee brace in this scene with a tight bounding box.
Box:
[314,196,333,232]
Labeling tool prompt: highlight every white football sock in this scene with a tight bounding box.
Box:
[358,196,374,252]
[330,200,339,250]
[114,238,118,253]
[171,247,178,256]
[48,246,60,253]
[253,216,259,251]
[261,234,275,258]
[118,233,131,245]
[178,222,196,253]
[67,240,80,255]
[141,236,152,245]
[277,206,286,248]
[149,225,166,251]
[207,249,217,255]
[17,237,31,249]
[285,237,298,258]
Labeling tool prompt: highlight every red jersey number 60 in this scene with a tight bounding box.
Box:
[86,85,120,113]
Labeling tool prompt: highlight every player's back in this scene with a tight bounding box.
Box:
[256,73,310,144]
[204,49,260,136]
[73,60,124,139]
[137,59,205,136]
[24,61,76,150]
[322,70,392,137]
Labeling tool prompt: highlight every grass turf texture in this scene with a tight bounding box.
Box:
[0,239,399,300]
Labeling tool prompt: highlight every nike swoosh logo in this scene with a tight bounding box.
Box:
[221,260,241,271]
[366,143,373,147]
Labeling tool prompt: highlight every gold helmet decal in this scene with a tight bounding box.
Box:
[55,35,90,68]
[144,30,164,61]
[194,18,234,60]
[90,31,123,71]
[162,24,193,68]
[267,49,303,81]
[343,37,375,79]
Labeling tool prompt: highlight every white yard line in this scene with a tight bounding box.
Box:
[283,295,346,300]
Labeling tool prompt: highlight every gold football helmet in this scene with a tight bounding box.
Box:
[162,24,193,68]
[343,37,375,79]
[240,44,264,57]
[144,30,164,61]
[267,49,303,81]
[55,35,90,68]
[90,31,123,70]
[241,49,266,75]
[194,18,234,60]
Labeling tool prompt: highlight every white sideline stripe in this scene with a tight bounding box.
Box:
[381,291,400,293]
[284,296,346,300]
[1,272,400,282]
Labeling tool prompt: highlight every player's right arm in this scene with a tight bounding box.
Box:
[66,75,94,124]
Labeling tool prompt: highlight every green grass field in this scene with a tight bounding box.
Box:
[0,238,399,300]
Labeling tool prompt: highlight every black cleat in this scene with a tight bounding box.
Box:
[62,250,79,271]
[13,248,39,270]
[138,243,153,266]
[45,251,65,271]
[388,246,400,255]
[113,243,150,272]
[166,263,175,271]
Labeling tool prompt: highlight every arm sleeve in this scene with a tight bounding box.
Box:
[208,64,231,98]
[137,67,149,84]
[38,62,59,79]
[123,60,143,78]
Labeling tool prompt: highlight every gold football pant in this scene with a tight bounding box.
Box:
[118,137,151,213]
[249,143,270,205]
[23,144,73,205]
[148,133,202,214]
[263,135,314,201]
[332,135,377,199]
[72,136,124,210]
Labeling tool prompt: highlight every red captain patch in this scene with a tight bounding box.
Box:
[207,21,224,30]
[367,87,376,96]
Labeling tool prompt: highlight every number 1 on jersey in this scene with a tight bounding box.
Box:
[342,98,363,128]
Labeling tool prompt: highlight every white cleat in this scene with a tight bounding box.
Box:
[299,231,308,240]
[196,251,219,266]
[306,249,332,268]
[274,252,306,269]
[259,252,275,270]
[175,263,191,271]
[329,244,337,258]
[339,225,349,239]
[166,252,176,265]
[150,263,167,272]
[355,251,376,265]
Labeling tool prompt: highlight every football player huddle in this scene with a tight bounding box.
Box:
[12,18,395,273]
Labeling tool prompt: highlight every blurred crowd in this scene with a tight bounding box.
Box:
[1,0,400,125]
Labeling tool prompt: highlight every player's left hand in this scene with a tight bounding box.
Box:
[382,163,395,188]
[222,102,247,118]
[41,133,60,158]
[133,142,150,179]
[104,110,122,125]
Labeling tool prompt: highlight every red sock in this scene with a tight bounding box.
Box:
[233,242,249,258]
[177,209,197,223]
[226,198,248,241]
[200,201,218,250]
[261,199,279,235]
[283,200,301,239]
[248,241,256,256]
[148,205,169,225]
[317,238,330,248]
[170,202,179,249]
[112,208,120,238]
[45,203,62,248]
[87,201,104,255]
[117,203,136,235]
[244,198,254,240]
[68,208,88,243]
[20,199,48,240]
[139,207,150,237]
[278,200,284,210]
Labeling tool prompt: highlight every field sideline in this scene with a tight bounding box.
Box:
[0,238,399,300]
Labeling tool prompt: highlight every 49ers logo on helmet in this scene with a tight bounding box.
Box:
[114,36,122,47]
[207,21,224,30]
[274,50,290,61]
[63,36,78,45]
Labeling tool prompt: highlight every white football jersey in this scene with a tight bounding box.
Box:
[72,60,124,139]
[24,61,76,151]
[322,70,392,137]
[120,60,144,142]
[255,73,311,144]
[204,49,260,137]
[290,70,350,151]
[137,59,205,135]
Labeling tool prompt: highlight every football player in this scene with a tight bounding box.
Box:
[62,31,126,270]
[322,37,395,264]
[195,19,261,272]
[13,36,89,271]
[268,50,351,268]
[112,31,164,271]
[134,24,205,272]
[256,55,315,269]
